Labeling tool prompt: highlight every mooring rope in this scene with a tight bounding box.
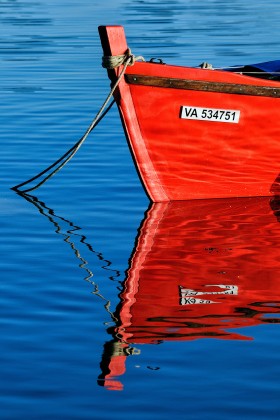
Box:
[102,47,145,69]
[12,48,145,193]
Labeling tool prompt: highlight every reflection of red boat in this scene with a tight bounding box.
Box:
[99,26,280,201]
[98,196,280,390]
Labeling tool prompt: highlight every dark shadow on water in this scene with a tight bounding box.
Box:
[270,174,280,197]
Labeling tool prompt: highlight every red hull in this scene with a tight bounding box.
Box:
[99,26,280,202]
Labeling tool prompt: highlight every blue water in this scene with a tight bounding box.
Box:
[1,0,280,418]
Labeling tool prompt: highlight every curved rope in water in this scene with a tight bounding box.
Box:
[12,49,145,193]
[19,191,121,324]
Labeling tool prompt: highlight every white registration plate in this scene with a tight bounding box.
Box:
[180,106,240,123]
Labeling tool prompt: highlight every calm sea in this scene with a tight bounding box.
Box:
[1,0,280,418]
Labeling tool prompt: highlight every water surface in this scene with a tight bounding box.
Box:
[1,0,280,419]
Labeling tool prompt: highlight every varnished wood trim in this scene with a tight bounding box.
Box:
[125,74,280,98]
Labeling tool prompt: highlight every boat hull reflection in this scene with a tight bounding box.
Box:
[20,193,280,389]
[100,196,280,389]
[119,197,280,343]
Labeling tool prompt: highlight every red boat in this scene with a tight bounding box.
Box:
[98,196,280,390]
[99,26,280,202]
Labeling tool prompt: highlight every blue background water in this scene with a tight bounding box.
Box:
[1,0,280,418]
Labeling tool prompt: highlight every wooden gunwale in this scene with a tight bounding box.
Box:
[125,74,280,98]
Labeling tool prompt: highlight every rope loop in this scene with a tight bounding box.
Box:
[102,48,145,69]
[11,47,145,193]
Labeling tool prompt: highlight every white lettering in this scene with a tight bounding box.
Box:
[181,106,240,123]
[179,284,238,305]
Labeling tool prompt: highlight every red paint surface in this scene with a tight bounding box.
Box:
[99,26,280,201]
